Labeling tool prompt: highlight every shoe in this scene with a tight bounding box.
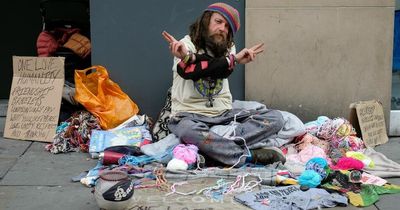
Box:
[250,147,286,165]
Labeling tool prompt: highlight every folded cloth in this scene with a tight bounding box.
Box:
[363,147,400,178]
[140,133,180,157]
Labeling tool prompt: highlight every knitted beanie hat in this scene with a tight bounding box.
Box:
[205,2,240,34]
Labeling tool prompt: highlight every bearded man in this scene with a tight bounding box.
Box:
[162,2,286,168]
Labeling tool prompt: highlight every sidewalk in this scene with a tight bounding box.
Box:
[1,115,400,210]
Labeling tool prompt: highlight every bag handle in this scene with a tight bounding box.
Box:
[78,65,109,78]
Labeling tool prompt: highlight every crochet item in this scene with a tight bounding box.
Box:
[205,2,240,33]
[298,170,322,188]
[346,151,374,168]
[330,157,365,170]
[166,158,188,170]
[305,157,330,180]
[172,144,199,164]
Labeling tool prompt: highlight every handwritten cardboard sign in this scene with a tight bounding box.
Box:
[349,100,388,147]
[3,56,65,142]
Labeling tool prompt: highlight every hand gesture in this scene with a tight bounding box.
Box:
[162,31,188,59]
[235,43,264,64]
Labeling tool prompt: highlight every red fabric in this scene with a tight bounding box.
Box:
[140,139,152,147]
[36,31,58,57]
[178,61,187,69]
[185,64,196,73]
[36,28,81,57]
[201,61,208,70]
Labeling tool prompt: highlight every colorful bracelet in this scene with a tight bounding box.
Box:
[228,54,236,69]
[183,50,193,64]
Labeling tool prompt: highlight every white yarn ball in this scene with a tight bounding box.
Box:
[167,158,188,170]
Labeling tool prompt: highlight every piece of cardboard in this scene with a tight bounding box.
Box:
[349,100,388,147]
[3,56,65,142]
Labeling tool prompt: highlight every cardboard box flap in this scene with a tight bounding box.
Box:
[349,100,388,147]
[3,56,65,142]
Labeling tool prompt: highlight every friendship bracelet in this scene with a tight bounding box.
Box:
[183,50,193,64]
[228,54,236,69]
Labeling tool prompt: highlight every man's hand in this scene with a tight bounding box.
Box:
[235,43,264,64]
[162,31,188,59]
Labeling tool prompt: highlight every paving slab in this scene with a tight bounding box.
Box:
[0,137,31,179]
[375,188,400,210]
[329,205,377,210]
[127,178,249,210]
[0,157,17,179]
[0,117,5,136]
[0,185,97,210]
[0,100,7,117]
[0,138,32,157]
[0,142,97,186]
[374,137,400,162]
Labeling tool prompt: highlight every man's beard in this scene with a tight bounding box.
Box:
[204,33,229,58]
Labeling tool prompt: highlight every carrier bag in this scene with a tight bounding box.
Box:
[74,65,139,129]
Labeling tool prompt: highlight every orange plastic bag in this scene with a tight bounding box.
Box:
[74,65,139,129]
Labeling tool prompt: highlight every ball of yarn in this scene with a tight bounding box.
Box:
[167,158,188,170]
[346,151,374,168]
[298,170,322,188]
[305,157,329,180]
[173,144,198,164]
[330,157,364,170]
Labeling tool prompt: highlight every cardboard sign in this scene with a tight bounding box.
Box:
[349,100,388,147]
[3,56,65,142]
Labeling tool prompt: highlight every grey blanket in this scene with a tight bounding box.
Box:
[168,108,284,167]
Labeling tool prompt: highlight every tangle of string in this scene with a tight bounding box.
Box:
[226,110,252,169]
[165,181,197,196]
[193,174,262,201]
[154,168,170,191]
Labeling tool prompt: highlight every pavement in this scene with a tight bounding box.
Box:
[1,110,400,209]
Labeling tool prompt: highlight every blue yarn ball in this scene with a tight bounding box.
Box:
[298,170,322,188]
[305,157,329,179]
[306,157,328,168]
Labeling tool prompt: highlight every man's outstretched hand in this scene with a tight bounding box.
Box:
[163,30,263,65]
[162,31,188,59]
[235,43,264,64]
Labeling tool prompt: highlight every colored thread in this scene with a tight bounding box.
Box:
[226,110,251,169]
[165,181,197,196]
[118,155,155,166]
[154,168,170,191]
[173,144,198,164]
[298,170,322,188]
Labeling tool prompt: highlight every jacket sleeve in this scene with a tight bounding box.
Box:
[176,54,235,81]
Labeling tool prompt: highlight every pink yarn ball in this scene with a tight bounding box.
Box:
[330,157,364,170]
[172,144,199,164]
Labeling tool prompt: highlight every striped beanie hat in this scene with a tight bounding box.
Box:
[205,2,240,34]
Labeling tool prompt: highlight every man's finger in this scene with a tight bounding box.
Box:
[162,31,171,43]
[254,49,264,55]
[162,31,174,43]
[162,31,177,43]
[251,43,264,51]
[172,42,178,54]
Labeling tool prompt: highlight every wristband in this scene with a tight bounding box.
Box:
[183,50,193,64]
[228,54,236,69]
